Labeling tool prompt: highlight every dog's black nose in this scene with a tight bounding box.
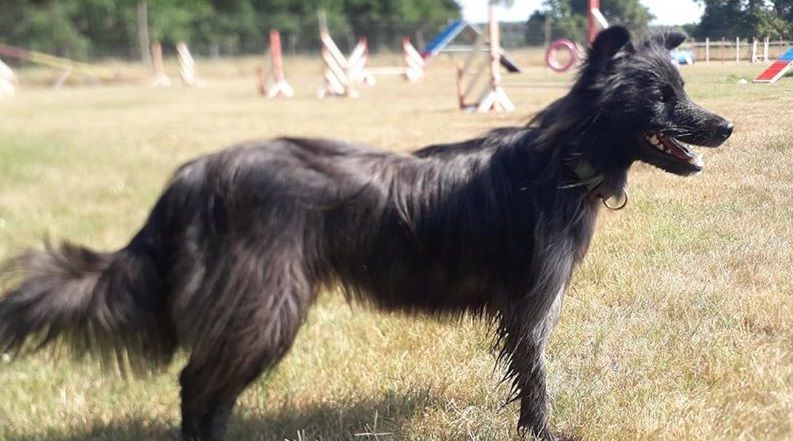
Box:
[720,121,734,140]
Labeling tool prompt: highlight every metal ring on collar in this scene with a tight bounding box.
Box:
[602,188,628,210]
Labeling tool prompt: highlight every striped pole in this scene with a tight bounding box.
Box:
[588,0,608,43]
[263,30,294,98]
[403,37,425,82]
[318,30,354,97]
[348,37,374,85]
[176,42,203,86]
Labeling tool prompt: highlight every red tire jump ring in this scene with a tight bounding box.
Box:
[545,39,578,73]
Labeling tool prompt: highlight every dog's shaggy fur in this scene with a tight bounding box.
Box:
[0,27,732,440]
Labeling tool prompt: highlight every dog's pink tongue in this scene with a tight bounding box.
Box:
[658,134,694,160]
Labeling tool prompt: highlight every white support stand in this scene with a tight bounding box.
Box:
[0,58,16,98]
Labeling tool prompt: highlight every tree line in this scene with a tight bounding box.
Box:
[693,0,793,39]
[527,0,793,44]
[2,0,793,61]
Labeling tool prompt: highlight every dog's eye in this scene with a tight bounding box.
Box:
[660,85,675,103]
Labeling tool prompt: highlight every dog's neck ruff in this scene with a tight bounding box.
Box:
[571,160,628,210]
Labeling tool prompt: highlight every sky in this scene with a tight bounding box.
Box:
[460,0,706,26]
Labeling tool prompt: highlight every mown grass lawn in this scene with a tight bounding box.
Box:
[0,55,791,440]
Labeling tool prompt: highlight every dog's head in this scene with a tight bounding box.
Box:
[579,26,733,176]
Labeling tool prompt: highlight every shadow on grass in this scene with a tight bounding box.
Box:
[3,389,437,441]
[4,387,581,440]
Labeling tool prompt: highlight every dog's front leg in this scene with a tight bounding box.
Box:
[500,286,565,441]
[505,326,554,440]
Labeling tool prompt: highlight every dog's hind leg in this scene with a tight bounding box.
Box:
[176,257,314,441]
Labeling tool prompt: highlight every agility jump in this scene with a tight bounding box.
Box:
[751,38,771,64]
[316,10,369,98]
[150,42,203,87]
[365,37,426,83]
[318,32,369,98]
[317,10,423,98]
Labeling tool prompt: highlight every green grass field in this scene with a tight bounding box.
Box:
[0,54,791,440]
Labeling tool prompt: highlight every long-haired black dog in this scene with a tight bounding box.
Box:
[0,27,732,441]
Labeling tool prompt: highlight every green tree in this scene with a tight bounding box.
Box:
[0,0,462,59]
[528,0,653,44]
[694,0,790,38]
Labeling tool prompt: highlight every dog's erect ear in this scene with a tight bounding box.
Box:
[645,32,687,50]
[663,32,687,49]
[591,26,632,60]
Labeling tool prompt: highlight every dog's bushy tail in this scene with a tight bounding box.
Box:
[0,240,175,374]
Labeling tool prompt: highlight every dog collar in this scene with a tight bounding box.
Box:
[571,160,605,192]
[570,160,628,210]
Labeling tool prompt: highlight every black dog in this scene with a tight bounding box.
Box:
[0,27,732,441]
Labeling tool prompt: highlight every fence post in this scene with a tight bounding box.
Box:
[705,37,710,64]
[763,37,769,62]
[721,37,725,65]
[736,37,740,64]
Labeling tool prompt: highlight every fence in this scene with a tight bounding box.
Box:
[686,38,793,63]
[1,11,791,64]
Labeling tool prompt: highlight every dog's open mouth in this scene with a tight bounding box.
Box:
[639,131,703,175]
[644,132,703,167]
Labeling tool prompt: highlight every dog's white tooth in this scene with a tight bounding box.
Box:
[688,156,703,166]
